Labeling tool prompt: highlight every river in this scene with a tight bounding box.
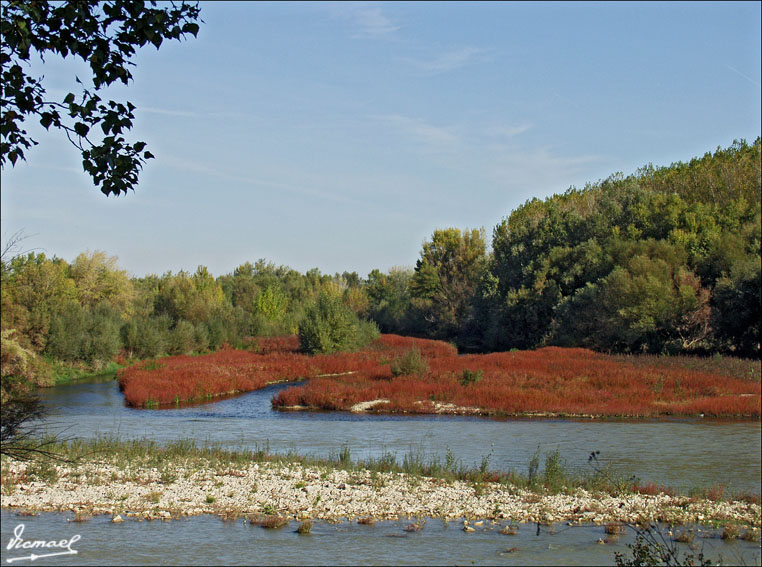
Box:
[2,510,761,566]
[35,376,762,494]
[3,376,759,565]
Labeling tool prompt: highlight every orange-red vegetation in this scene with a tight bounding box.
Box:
[117,334,761,417]
[118,347,314,407]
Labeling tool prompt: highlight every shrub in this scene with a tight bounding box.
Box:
[296,520,313,534]
[169,319,197,355]
[121,316,170,359]
[254,515,289,529]
[47,302,122,364]
[46,302,88,361]
[460,368,483,386]
[390,347,429,377]
[299,291,378,354]
[193,322,210,352]
[1,329,53,399]
[86,305,122,363]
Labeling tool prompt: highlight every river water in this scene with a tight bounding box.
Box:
[36,377,762,494]
[3,378,760,565]
[2,510,760,566]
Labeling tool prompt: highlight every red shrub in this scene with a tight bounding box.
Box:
[118,335,761,417]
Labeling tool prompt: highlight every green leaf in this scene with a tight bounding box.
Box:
[63,93,75,105]
[39,113,53,129]
[73,122,90,137]
[143,151,155,159]
[183,23,200,36]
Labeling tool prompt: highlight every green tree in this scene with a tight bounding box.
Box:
[68,251,134,315]
[554,240,711,353]
[365,267,416,334]
[299,290,379,355]
[154,267,225,324]
[254,285,289,323]
[1,0,201,195]
[2,253,77,350]
[410,228,487,338]
[712,257,761,358]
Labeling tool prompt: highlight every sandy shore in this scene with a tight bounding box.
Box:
[2,458,759,529]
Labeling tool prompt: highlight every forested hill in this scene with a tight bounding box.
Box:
[1,139,760,398]
[476,138,760,356]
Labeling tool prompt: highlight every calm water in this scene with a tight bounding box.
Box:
[36,377,762,494]
[2,510,760,566]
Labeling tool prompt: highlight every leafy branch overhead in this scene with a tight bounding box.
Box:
[0,0,201,196]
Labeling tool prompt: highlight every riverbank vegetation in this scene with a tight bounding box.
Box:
[2,436,760,530]
[2,139,759,415]
[117,333,760,416]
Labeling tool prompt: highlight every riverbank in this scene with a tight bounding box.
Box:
[1,440,759,531]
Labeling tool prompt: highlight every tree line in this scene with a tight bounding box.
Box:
[1,138,759,400]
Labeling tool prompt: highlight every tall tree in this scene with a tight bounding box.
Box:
[410,228,487,338]
[1,0,201,195]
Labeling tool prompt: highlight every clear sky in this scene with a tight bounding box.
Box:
[2,1,760,278]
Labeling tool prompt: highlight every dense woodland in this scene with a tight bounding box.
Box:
[1,139,760,400]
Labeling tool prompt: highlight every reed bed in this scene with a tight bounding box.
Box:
[117,335,760,417]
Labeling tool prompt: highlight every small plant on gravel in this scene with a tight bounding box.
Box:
[27,459,58,483]
[205,494,216,504]
[145,491,161,504]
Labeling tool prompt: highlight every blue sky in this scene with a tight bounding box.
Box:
[2,1,760,278]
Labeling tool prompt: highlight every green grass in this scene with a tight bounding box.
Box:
[48,359,122,386]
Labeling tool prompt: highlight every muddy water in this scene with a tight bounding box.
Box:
[36,378,762,494]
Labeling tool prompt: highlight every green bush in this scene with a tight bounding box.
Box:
[204,305,248,349]
[390,347,429,377]
[299,292,379,354]
[169,319,197,355]
[193,322,210,353]
[121,316,170,359]
[86,306,122,364]
[460,368,483,386]
[46,302,88,361]
[47,302,121,364]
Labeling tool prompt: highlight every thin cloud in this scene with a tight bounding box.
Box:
[724,64,761,88]
[140,106,200,118]
[485,124,533,138]
[330,2,400,39]
[403,47,490,75]
[487,147,601,192]
[371,114,460,149]
[140,107,257,120]
[159,155,369,207]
